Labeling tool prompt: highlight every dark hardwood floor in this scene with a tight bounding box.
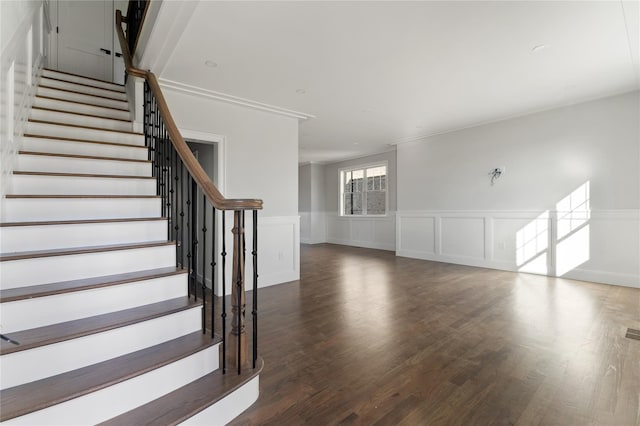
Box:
[218,243,640,425]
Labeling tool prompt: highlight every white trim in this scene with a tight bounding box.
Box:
[159,78,315,120]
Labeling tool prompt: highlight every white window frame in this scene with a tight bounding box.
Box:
[339,161,388,217]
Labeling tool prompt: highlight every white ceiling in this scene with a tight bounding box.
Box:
[158,1,639,164]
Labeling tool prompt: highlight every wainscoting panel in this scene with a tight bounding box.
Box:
[440,217,485,260]
[396,215,436,255]
[397,210,640,288]
[326,212,395,251]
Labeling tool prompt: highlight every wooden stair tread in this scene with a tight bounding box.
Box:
[100,358,264,426]
[0,266,185,302]
[28,119,143,135]
[0,240,173,262]
[12,171,155,179]
[36,95,130,112]
[39,85,127,103]
[0,297,201,355]
[0,331,221,422]
[41,76,126,94]
[18,150,150,162]
[43,68,125,88]
[0,217,166,227]
[22,133,147,149]
[32,106,132,123]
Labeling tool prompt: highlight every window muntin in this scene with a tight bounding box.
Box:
[340,164,387,216]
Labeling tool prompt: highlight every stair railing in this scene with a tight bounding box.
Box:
[116,9,261,374]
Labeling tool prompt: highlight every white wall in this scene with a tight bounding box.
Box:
[397,91,640,287]
[1,0,48,218]
[299,163,327,244]
[323,150,397,251]
[163,88,300,290]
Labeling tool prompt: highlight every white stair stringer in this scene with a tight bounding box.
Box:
[3,197,161,222]
[42,69,126,92]
[5,345,219,426]
[0,219,168,252]
[9,174,156,195]
[0,305,202,389]
[26,121,144,145]
[181,376,260,426]
[1,273,187,333]
[34,96,131,120]
[36,86,128,110]
[30,108,133,132]
[21,136,148,160]
[39,77,127,101]
[1,243,175,288]
[16,153,151,176]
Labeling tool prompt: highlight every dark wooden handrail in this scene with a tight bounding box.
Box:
[115,10,262,211]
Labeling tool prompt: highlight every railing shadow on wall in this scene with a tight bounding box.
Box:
[115,8,261,374]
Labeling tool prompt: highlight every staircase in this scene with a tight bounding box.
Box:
[0,69,261,425]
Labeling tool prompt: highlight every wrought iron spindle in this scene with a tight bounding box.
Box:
[252,209,258,369]
[211,207,216,339]
[221,211,227,374]
[186,175,192,298]
[201,194,207,332]
[191,179,198,303]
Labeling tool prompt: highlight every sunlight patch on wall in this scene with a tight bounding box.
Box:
[556,182,591,276]
[516,210,549,274]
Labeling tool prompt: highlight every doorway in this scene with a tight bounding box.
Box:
[50,0,125,84]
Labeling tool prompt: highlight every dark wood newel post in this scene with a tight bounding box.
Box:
[228,210,248,370]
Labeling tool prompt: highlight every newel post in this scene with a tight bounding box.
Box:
[228,210,248,371]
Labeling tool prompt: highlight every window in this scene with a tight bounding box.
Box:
[340,163,387,216]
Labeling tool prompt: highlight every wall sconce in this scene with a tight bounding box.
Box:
[489,167,504,185]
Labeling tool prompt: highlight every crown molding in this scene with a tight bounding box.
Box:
[158,78,315,120]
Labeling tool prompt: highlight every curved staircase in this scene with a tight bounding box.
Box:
[0,69,261,425]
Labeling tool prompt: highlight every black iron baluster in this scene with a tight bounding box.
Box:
[191,179,198,303]
[237,210,244,375]
[211,207,216,339]
[252,209,258,369]
[201,194,207,333]
[221,211,227,374]
[170,141,177,243]
[178,159,184,268]
[186,175,192,298]
[164,123,171,238]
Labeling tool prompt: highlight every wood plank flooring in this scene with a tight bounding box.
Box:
[218,243,639,425]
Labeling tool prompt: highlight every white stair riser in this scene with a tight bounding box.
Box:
[21,136,148,160]
[1,220,168,252]
[37,86,128,110]
[181,376,260,426]
[40,77,127,101]
[0,307,203,390]
[1,244,175,289]
[3,197,161,222]
[5,345,219,426]
[1,274,188,333]
[30,108,133,132]
[42,69,125,92]
[9,174,157,195]
[34,96,131,120]
[26,121,144,146]
[16,154,151,176]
